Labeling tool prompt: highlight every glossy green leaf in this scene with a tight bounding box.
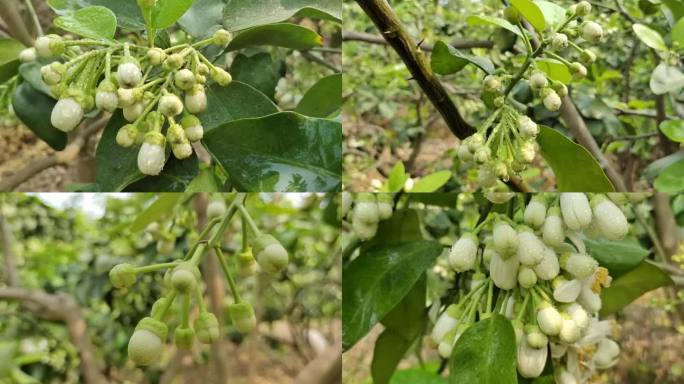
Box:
[659,119,684,142]
[227,23,322,51]
[511,0,545,31]
[125,154,199,192]
[95,111,145,191]
[449,314,517,384]
[198,81,278,133]
[650,63,684,95]
[223,0,341,31]
[431,41,495,75]
[130,193,184,231]
[342,241,442,350]
[411,171,452,193]
[585,238,650,278]
[152,0,194,28]
[54,6,117,39]
[363,209,423,250]
[600,261,673,316]
[537,126,615,192]
[390,368,447,384]
[534,0,565,27]
[535,58,571,83]
[387,162,409,193]
[644,151,684,180]
[295,73,342,118]
[466,15,523,38]
[11,82,67,150]
[654,158,684,193]
[372,276,426,384]
[230,52,286,101]
[48,0,145,30]
[178,0,224,38]
[664,0,684,20]
[672,17,684,47]
[202,112,341,192]
[633,23,668,52]
[0,38,24,84]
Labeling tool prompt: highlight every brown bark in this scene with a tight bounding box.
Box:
[294,345,342,384]
[0,0,34,46]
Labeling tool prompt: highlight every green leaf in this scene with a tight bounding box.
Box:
[511,0,546,31]
[466,15,523,38]
[95,111,145,191]
[0,38,24,84]
[431,41,495,75]
[654,158,684,193]
[600,261,673,316]
[534,0,565,27]
[387,162,409,193]
[11,82,67,150]
[671,17,684,48]
[178,0,224,38]
[585,238,650,278]
[659,119,684,142]
[222,0,341,31]
[342,241,442,350]
[186,165,221,192]
[230,52,286,101]
[130,193,184,231]
[227,23,323,51]
[643,151,684,180]
[537,126,615,192]
[295,73,342,118]
[535,58,571,83]
[363,209,423,249]
[125,154,199,192]
[411,171,452,193]
[449,314,517,384]
[633,23,668,51]
[198,81,278,133]
[202,112,341,192]
[390,368,447,384]
[371,276,426,384]
[48,0,145,30]
[152,0,194,29]
[650,63,684,95]
[54,6,117,39]
[664,0,684,20]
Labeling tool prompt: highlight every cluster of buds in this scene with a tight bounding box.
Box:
[430,193,634,382]
[19,28,234,176]
[0,76,17,128]
[338,193,394,240]
[465,1,605,187]
[109,197,289,366]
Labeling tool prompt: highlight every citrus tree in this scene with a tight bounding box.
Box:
[341,192,681,383]
[0,0,342,192]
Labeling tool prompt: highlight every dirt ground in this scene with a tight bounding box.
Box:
[342,289,684,384]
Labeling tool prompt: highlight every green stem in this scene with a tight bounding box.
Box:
[544,50,573,66]
[503,43,546,97]
[516,289,531,321]
[180,293,190,327]
[486,280,494,314]
[153,291,177,321]
[207,194,246,248]
[237,204,261,236]
[215,246,242,303]
[23,0,43,37]
[196,284,206,313]
[134,261,179,274]
[241,214,249,252]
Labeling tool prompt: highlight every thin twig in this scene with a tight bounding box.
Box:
[23,0,42,37]
[342,30,494,51]
[301,51,340,72]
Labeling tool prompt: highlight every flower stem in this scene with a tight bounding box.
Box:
[215,246,242,303]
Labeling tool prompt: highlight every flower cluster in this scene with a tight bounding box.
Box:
[338,193,395,240]
[459,1,605,188]
[431,193,632,382]
[109,197,289,366]
[19,29,234,176]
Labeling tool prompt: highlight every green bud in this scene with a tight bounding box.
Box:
[228,301,256,333]
[503,6,520,24]
[252,234,289,274]
[171,262,200,293]
[174,326,195,349]
[109,263,137,289]
[163,53,184,71]
[128,317,168,366]
[194,312,220,344]
[213,29,232,46]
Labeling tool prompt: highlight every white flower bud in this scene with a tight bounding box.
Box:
[449,233,479,272]
[128,329,163,366]
[483,75,502,92]
[562,253,598,278]
[493,222,518,258]
[576,1,592,16]
[517,335,548,378]
[578,285,602,313]
[525,325,548,349]
[432,309,458,343]
[582,21,603,43]
[159,94,184,117]
[543,90,562,111]
[478,166,497,188]
[524,196,546,228]
[467,133,485,152]
[474,146,491,163]
[490,251,519,290]
[376,194,393,220]
[553,277,582,303]
[117,62,142,88]
[556,370,578,384]
[34,34,64,58]
[185,86,207,114]
[51,97,83,132]
[517,266,537,288]
[137,132,166,175]
[517,229,544,266]
[591,195,628,240]
[438,341,454,358]
[537,303,562,335]
[172,142,193,159]
[19,47,36,62]
[542,207,564,246]
[520,141,536,163]
[581,49,597,65]
[593,338,620,368]
[213,29,232,46]
[175,68,196,91]
[559,317,582,343]
[569,62,588,80]
[533,247,560,280]
[529,72,548,89]
[566,303,589,329]
[518,115,538,139]
[96,90,119,112]
[211,67,232,86]
[352,219,377,240]
[116,124,138,147]
[560,193,592,231]
[41,65,62,85]
[457,143,473,162]
[551,33,569,50]
[123,101,145,122]
[147,47,166,65]
[353,194,379,224]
